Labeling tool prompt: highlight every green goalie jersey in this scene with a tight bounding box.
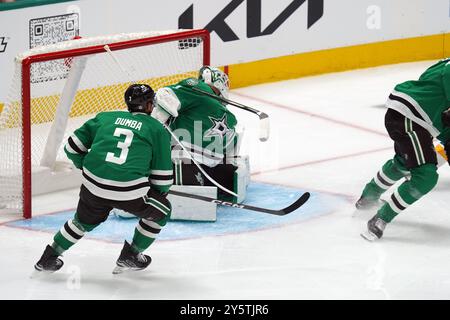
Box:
[64,111,173,200]
[386,58,450,143]
[167,78,238,167]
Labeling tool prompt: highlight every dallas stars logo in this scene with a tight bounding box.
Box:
[185,78,199,86]
[194,172,205,186]
[204,114,233,141]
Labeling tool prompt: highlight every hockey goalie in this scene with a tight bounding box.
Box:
[114,66,250,220]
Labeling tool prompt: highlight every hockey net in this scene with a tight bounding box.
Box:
[0,29,210,218]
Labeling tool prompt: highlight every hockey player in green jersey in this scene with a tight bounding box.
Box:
[151,66,249,202]
[356,58,450,240]
[34,84,173,274]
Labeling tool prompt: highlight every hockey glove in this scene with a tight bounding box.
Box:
[151,87,180,124]
[151,106,172,124]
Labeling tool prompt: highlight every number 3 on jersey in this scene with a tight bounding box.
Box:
[105,128,134,165]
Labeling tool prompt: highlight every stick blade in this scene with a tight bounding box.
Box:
[279,192,310,215]
[259,114,270,142]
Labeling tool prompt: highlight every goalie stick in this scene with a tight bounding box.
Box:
[168,189,311,216]
[191,86,270,142]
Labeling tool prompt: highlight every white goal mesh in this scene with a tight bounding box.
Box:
[0,29,209,218]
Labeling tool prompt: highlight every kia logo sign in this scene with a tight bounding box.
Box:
[0,37,8,53]
[179,0,324,42]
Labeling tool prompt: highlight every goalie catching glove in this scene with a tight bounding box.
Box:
[151,87,180,124]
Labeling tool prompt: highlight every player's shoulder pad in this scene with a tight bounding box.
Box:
[92,110,109,121]
[97,110,125,123]
[140,114,165,135]
[99,109,126,117]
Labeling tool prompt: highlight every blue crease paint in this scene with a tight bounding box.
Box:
[7,183,347,242]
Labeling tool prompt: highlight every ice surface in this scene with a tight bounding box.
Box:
[1,60,450,299]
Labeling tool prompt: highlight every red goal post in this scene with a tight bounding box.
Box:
[0,29,210,219]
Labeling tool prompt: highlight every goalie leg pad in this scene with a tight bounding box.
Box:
[172,155,250,203]
[168,185,218,221]
[174,162,236,199]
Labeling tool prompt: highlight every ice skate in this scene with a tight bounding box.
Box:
[34,245,64,273]
[113,241,152,274]
[361,215,387,241]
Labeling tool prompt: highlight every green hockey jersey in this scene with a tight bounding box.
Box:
[64,110,173,200]
[386,58,450,142]
[167,78,238,167]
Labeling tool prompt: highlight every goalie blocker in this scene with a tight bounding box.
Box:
[173,155,250,203]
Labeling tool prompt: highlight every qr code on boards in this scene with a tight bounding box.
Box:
[29,13,79,83]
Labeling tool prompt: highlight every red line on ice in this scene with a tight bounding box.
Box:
[231,91,389,138]
[252,146,391,176]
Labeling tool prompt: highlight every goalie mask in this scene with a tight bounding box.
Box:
[124,83,155,113]
[198,66,230,99]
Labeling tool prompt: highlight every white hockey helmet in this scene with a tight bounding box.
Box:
[198,66,230,99]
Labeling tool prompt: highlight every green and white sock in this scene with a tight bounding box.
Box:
[52,215,98,255]
[131,219,164,253]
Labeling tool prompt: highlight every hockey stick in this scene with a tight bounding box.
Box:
[104,45,134,83]
[169,189,310,216]
[191,86,270,142]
